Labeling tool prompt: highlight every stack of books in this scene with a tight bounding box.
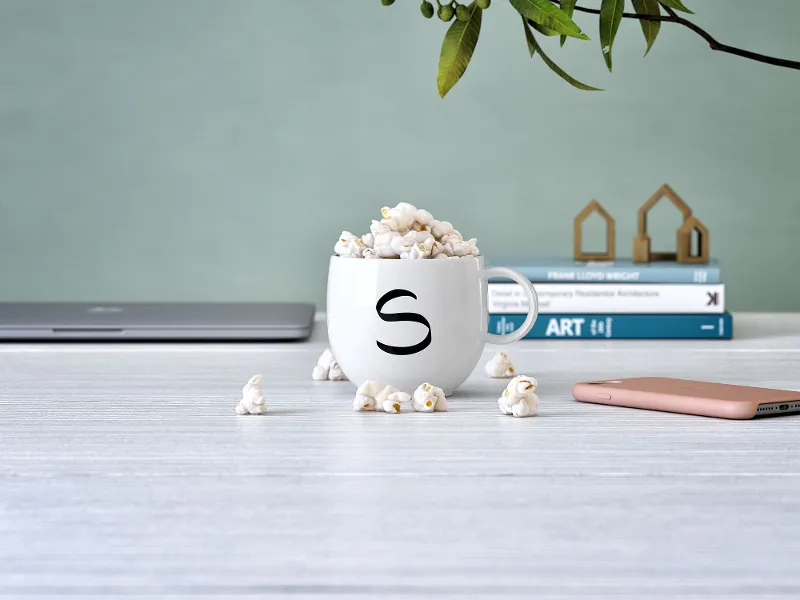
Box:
[486,258,732,340]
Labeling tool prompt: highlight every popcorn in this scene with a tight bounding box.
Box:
[411,382,448,413]
[498,375,538,418]
[312,348,347,381]
[235,374,267,415]
[353,393,377,411]
[431,220,453,241]
[400,236,436,260]
[441,230,463,245]
[353,380,410,414]
[333,204,479,259]
[373,231,402,258]
[328,361,345,380]
[382,390,411,414]
[372,231,402,258]
[404,244,428,260]
[413,209,434,229]
[390,231,417,256]
[380,204,415,232]
[370,220,393,236]
[412,230,435,244]
[485,352,515,378]
[442,237,478,257]
[444,241,465,257]
[333,231,366,258]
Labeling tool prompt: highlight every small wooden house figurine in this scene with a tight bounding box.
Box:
[574,199,615,261]
[676,215,710,264]
[632,184,709,264]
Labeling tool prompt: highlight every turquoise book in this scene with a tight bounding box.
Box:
[489,313,733,339]
[487,257,722,284]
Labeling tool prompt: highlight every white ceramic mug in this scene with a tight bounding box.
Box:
[326,256,538,396]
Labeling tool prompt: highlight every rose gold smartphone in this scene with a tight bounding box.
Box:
[572,377,800,420]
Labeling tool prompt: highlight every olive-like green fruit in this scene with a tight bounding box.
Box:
[455,4,471,21]
[477,0,491,8]
[381,0,395,5]
[420,1,434,18]
[438,5,454,21]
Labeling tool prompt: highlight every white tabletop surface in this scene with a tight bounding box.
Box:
[1,313,799,599]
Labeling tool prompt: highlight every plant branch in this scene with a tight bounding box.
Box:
[550,1,800,70]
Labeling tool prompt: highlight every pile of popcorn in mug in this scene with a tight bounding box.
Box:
[333,202,479,260]
[235,350,538,419]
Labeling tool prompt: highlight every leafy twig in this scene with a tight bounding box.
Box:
[550,0,800,70]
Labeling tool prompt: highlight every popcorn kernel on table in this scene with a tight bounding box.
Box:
[485,352,516,379]
[353,381,409,414]
[312,348,347,381]
[498,375,539,418]
[411,382,448,413]
[235,374,267,415]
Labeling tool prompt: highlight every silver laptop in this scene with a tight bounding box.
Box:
[0,302,315,341]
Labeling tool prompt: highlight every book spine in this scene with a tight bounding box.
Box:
[489,313,733,339]
[488,283,725,314]
[488,265,721,284]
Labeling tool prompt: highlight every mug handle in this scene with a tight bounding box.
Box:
[484,267,539,344]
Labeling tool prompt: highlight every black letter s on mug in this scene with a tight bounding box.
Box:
[375,289,432,355]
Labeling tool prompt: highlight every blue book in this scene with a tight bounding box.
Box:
[489,312,733,339]
[487,257,721,284]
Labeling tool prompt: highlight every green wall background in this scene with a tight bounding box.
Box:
[0,0,798,311]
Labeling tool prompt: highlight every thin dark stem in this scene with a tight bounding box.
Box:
[549,1,800,70]
[568,4,671,21]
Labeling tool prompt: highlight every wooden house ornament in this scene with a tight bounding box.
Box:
[574,199,615,261]
[632,183,709,264]
[676,215,710,264]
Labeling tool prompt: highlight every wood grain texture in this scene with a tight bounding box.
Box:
[1,313,799,598]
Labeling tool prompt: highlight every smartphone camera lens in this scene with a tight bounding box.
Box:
[779,404,789,411]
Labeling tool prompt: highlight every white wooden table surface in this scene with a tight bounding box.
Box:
[1,313,799,599]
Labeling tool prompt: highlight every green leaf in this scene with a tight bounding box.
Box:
[523,16,536,56]
[509,0,590,40]
[631,0,661,56]
[599,0,624,72]
[523,19,603,91]
[437,2,483,98]
[528,19,559,37]
[559,0,577,46]
[657,0,693,13]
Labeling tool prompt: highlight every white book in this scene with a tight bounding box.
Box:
[488,283,725,314]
